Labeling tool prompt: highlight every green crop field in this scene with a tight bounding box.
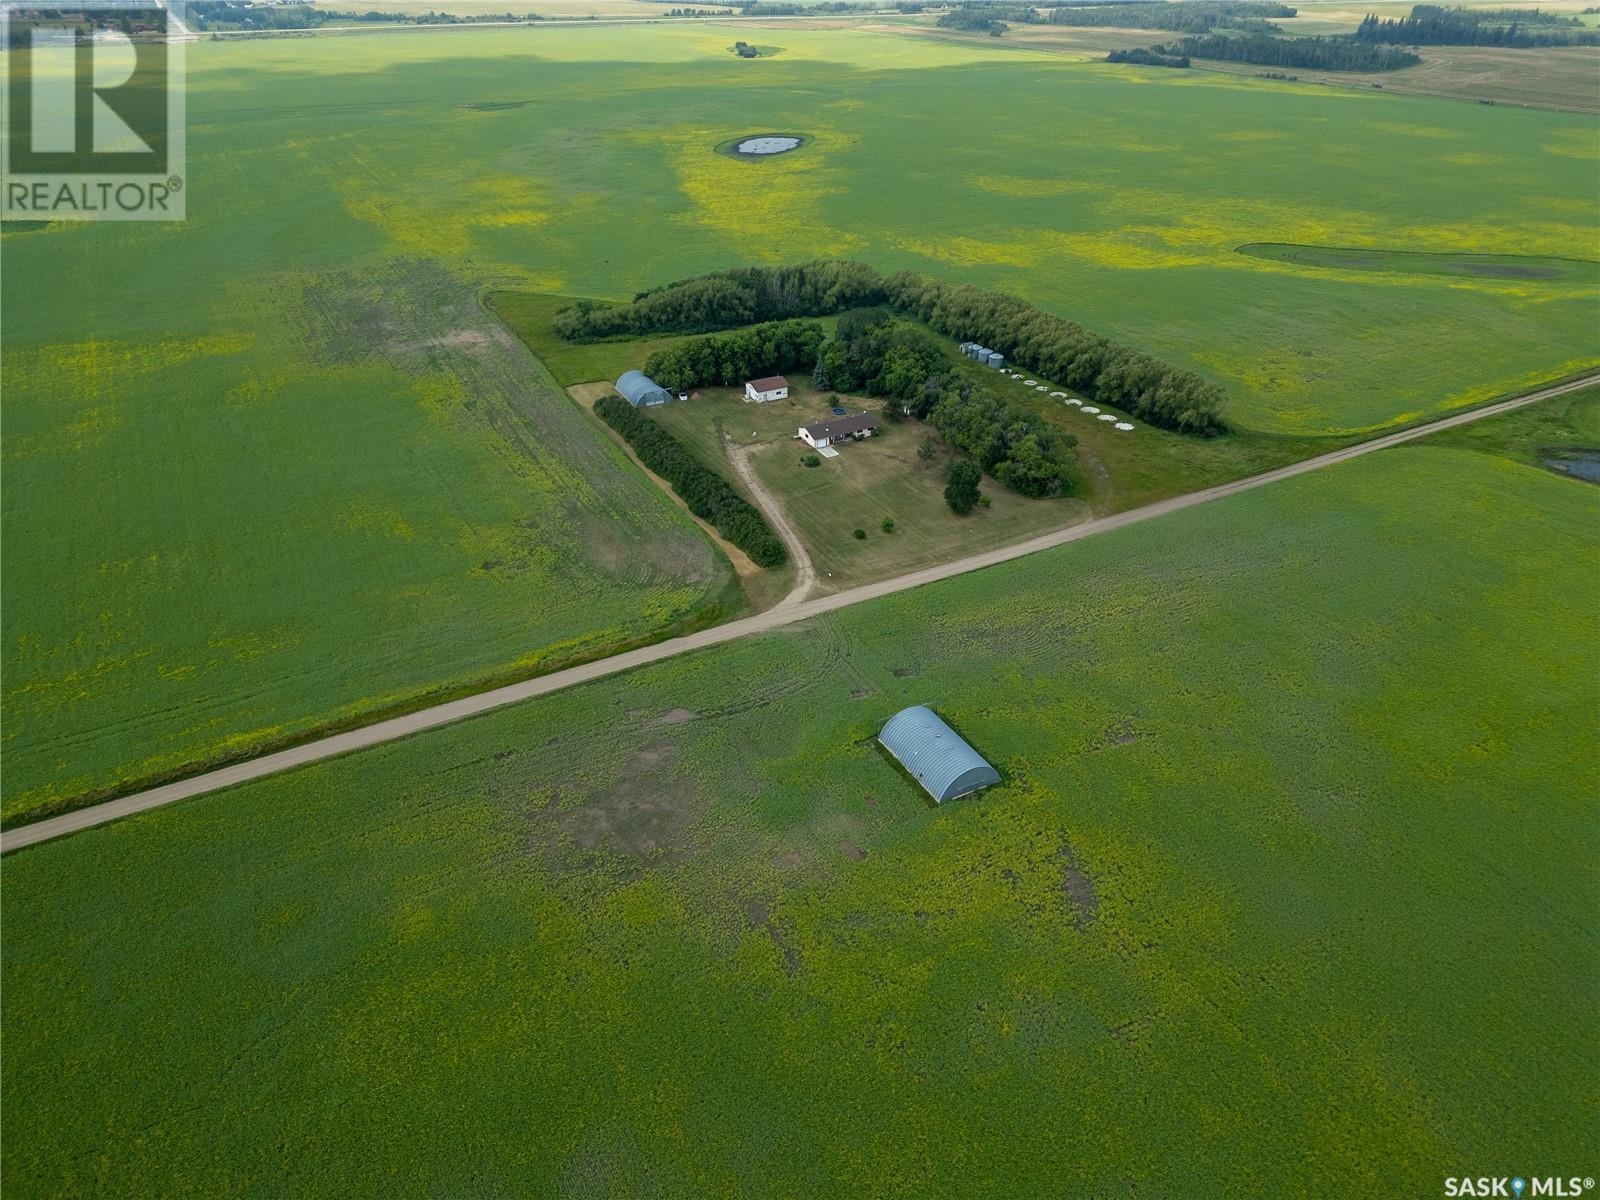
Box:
[171,23,1597,444]
[9,20,1595,821]
[1,219,736,826]
[5,426,1596,1196]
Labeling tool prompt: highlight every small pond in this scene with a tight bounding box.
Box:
[718,133,811,160]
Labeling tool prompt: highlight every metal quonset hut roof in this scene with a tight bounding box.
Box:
[879,706,1000,804]
[616,370,673,407]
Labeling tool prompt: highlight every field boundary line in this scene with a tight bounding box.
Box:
[5,370,1594,853]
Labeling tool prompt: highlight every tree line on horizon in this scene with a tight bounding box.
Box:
[1127,32,1422,68]
[1047,2,1295,34]
[1353,5,1600,46]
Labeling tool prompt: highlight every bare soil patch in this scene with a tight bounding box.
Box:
[1058,839,1099,929]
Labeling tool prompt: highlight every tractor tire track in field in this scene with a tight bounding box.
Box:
[5,370,1595,853]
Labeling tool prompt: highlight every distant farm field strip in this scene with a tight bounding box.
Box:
[1238,242,1600,282]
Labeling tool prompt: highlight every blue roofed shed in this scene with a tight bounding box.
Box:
[616,370,674,407]
[878,706,1000,803]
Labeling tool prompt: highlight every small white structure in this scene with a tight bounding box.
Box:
[745,375,790,403]
[799,411,879,450]
[1115,422,1135,431]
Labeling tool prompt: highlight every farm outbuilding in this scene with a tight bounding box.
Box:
[745,375,789,403]
[878,706,1000,804]
[616,370,674,407]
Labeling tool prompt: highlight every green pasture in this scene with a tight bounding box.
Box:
[5,439,1596,1197]
[6,21,1598,818]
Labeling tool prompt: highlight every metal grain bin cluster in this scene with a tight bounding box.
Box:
[959,342,1004,369]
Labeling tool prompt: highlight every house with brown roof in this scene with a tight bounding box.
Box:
[799,411,878,450]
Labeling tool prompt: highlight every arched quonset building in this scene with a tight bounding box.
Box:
[616,370,674,407]
[879,706,1000,804]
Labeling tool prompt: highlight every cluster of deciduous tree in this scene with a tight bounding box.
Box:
[884,272,1227,435]
[642,320,825,390]
[594,396,787,567]
[1107,46,1191,65]
[1354,5,1598,46]
[815,310,947,399]
[1148,32,1421,67]
[1048,2,1293,33]
[936,6,1022,33]
[926,382,1078,497]
[819,311,1078,497]
[555,261,888,340]
[567,260,1228,435]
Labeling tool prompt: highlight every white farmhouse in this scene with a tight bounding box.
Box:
[744,375,790,403]
[798,411,879,450]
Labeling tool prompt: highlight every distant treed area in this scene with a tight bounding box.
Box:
[1106,45,1191,66]
[187,1,543,28]
[1143,32,1422,69]
[1046,2,1296,34]
[557,261,1227,436]
[1353,5,1600,46]
[555,261,888,340]
[594,397,788,568]
[1106,2,1598,71]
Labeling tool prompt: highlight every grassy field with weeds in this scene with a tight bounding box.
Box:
[4,424,1595,1196]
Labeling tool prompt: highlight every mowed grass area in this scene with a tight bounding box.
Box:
[642,355,1344,589]
[5,436,1596,1197]
[649,381,1095,590]
[486,291,704,386]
